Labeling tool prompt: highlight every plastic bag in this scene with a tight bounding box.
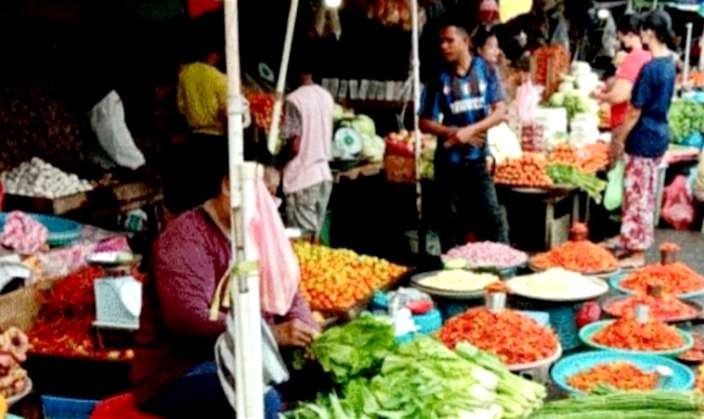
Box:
[89,91,146,170]
[604,160,625,211]
[662,175,695,230]
[251,178,300,316]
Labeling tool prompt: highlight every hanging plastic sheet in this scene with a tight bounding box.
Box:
[500,0,533,23]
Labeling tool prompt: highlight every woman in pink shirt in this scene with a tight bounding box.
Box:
[596,14,651,132]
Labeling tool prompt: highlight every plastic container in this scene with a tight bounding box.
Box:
[42,395,99,419]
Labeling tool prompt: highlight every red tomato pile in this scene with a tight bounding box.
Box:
[621,262,704,296]
[592,318,685,352]
[245,92,276,132]
[548,143,609,174]
[567,362,658,393]
[439,307,559,366]
[28,266,140,361]
[494,153,554,188]
[294,242,407,312]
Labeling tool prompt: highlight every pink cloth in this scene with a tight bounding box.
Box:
[611,48,651,128]
[283,85,334,194]
[1,211,48,255]
[252,178,300,316]
[620,155,662,251]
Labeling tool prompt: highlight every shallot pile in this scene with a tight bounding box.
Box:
[1,157,93,199]
[443,241,528,270]
[0,327,29,399]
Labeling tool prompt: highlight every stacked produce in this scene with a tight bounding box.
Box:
[548,62,600,122]
[604,294,699,322]
[547,164,607,203]
[548,143,608,174]
[529,390,704,418]
[443,241,528,270]
[620,263,704,296]
[678,71,704,89]
[28,266,138,360]
[507,268,608,301]
[0,327,29,399]
[439,307,559,366]
[289,317,547,418]
[668,99,704,144]
[494,153,554,188]
[294,242,407,312]
[533,45,570,99]
[337,114,385,163]
[592,318,685,352]
[1,157,93,199]
[531,239,618,275]
[384,130,436,181]
[245,92,275,132]
[567,362,658,393]
[417,270,499,293]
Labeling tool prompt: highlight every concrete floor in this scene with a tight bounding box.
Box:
[649,230,704,273]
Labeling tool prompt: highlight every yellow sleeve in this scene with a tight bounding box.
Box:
[215,70,229,112]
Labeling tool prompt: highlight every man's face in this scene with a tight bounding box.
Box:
[440,26,469,64]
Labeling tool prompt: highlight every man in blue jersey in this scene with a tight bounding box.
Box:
[420,21,508,251]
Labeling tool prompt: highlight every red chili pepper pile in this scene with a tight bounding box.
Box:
[604,294,698,322]
[621,262,704,296]
[531,240,619,274]
[592,318,685,352]
[27,266,141,361]
[567,362,658,393]
[439,307,559,366]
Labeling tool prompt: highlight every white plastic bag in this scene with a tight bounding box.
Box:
[89,91,146,170]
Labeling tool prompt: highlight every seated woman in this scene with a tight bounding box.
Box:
[131,142,319,418]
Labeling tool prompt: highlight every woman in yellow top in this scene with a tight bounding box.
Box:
[165,49,230,216]
[177,50,228,137]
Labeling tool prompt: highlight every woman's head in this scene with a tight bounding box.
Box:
[640,10,675,50]
[616,14,642,51]
[472,25,501,64]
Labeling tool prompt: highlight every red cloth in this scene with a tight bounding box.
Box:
[91,393,162,419]
[130,208,315,406]
[187,0,221,18]
[611,48,651,128]
[620,155,661,251]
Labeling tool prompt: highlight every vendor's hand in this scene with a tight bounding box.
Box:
[445,126,483,149]
[608,139,625,167]
[273,319,319,348]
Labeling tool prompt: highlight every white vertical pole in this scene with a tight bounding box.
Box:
[267,0,300,153]
[411,0,423,238]
[684,22,694,90]
[224,0,264,418]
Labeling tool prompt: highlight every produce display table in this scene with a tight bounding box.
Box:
[332,162,383,183]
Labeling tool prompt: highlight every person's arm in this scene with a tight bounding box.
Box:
[153,238,226,340]
[275,101,302,169]
[610,66,651,164]
[598,78,634,105]
[418,78,457,139]
[283,292,319,331]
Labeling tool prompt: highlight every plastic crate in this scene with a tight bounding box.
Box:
[42,395,99,419]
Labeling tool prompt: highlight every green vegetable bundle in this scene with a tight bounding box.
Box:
[548,164,607,203]
[289,335,548,418]
[668,100,704,144]
[310,316,397,384]
[529,390,704,419]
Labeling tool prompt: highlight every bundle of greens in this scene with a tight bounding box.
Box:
[548,164,607,203]
[668,100,704,144]
[528,389,704,419]
[288,336,547,418]
[310,315,397,384]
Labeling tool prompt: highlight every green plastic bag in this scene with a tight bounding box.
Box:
[604,160,625,211]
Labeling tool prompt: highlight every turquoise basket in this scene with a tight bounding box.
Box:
[579,320,694,357]
[0,212,81,247]
[551,351,695,395]
[608,272,704,299]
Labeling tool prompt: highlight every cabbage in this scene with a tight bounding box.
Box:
[350,115,376,137]
[362,135,385,163]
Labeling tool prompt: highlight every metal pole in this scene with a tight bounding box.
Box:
[224,0,264,417]
[411,0,424,256]
[267,0,300,153]
[684,22,694,90]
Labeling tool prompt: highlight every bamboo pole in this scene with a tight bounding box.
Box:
[411,0,424,255]
[224,0,264,417]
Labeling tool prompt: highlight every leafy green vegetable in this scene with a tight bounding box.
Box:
[310,316,397,384]
[668,100,704,144]
[548,164,607,203]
